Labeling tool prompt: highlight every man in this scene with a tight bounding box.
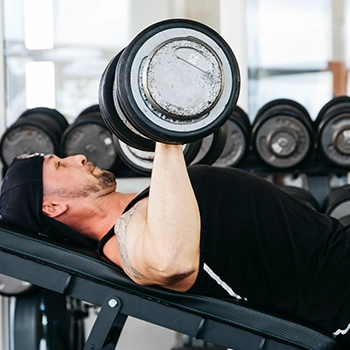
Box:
[1,143,350,348]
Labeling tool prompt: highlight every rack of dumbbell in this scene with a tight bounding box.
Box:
[3,96,349,210]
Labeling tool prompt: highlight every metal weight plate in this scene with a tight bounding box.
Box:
[324,185,350,225]
[11,292,43,350]
[252,99,313,169]
[116,18,240,144]
[213,106,251,167]
[318,113,350,167]
[0,108,68,167]
[337,214,350,226]
[0,124,56,167]
[98,51,155,151]
[281,186,320,211]
[316,97,350,167]
[0,274,34,296]
[115,139,155,175]
[77,104,100,116]
[12,289,73,350]
[143,38,223,118]
[253,114,311,168]
[315,96,350,128]
[255,98,311,123]
[114,136,201,175]
[190,134,215,165]
[326,198,350,221]
[190,124,227,165]
[183,139,202,165]
[19,107,69,135]
[61,105,121,171]
[212,120,245,167]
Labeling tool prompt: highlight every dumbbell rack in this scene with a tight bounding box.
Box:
[114,145,349,213]
[239,148,349,208]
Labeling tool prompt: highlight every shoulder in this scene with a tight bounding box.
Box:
[187,164,253,181]
[187,164,279,190]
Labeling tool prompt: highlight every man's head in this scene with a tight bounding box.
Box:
[1,153,45,232]
[0,153,116,248]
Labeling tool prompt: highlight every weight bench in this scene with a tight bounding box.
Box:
[0,219,341,350]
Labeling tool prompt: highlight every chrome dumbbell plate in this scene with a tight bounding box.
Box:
[0,108,68,167]
[252,99,313,169]
[316,96,350,167]
[214,106,251,167]
[142,37,223,119]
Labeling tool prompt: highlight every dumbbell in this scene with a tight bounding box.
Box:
[0,107,68,168]
[315,96,350,168]
[324,185,350,226]
[190,124,227,165]
[61,105,121,172]
[281,186,320,211]
[252,99,314,169]
[0,274,34,296]
[114,136,202,176]
[114,125,227,175]
[12,289,75,350]
[98,19,240,150]
[213,105,251,167]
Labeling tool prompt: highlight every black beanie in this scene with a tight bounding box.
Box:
[0,154,97,249]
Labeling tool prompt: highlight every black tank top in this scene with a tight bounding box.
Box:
[98,165,350,346]
[97,187,150,255]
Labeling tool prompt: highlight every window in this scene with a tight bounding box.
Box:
[245,0,348,121]
[2,0,129,125]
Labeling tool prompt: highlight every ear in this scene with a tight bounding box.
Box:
[42,200,68,218]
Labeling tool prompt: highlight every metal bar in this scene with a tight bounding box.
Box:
[83,296,125,350]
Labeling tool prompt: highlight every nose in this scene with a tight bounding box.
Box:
[65,154,87,167]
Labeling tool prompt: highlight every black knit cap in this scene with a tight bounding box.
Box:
[0,154,96,249]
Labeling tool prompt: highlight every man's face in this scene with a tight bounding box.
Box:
[42,154,116,199]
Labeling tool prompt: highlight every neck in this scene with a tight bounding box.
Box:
[63,191,137,241]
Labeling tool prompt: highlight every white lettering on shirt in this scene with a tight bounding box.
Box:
[203,263,248,301]
[334,322,350,336]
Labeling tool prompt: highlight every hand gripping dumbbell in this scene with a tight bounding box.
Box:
[98,19,240,151]
[113,135,202,176]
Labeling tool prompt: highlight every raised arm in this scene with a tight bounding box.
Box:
[115,142,201,290]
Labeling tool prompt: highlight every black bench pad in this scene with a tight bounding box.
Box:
[0,220,340,350]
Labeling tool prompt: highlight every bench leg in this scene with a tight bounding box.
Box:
[84,295,127,350]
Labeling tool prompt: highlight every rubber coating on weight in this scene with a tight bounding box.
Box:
[98,51,156,151]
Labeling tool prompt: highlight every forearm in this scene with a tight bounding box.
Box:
[144,142,201,277]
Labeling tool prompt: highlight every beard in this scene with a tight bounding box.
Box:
[94,169,116,190]
[79,169,116,197]
[44,169,116,199]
